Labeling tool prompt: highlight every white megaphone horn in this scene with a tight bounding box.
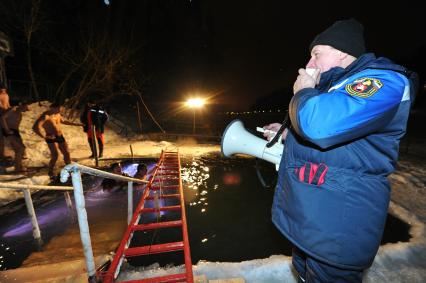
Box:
[221,119,283,170]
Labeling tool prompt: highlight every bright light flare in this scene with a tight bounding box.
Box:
[186,98,205,108]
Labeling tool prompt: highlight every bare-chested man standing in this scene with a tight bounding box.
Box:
[0,86,11,160]
[1,102,29,172]
[33,103,83,177]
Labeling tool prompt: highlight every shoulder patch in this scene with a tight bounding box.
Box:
[345,77,383,98]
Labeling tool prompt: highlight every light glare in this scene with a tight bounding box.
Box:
[186,98,205,108]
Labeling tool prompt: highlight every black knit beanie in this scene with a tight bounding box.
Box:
[309,18,366,57]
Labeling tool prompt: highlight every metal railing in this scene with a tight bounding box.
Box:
[60,162,149,282]
[0,183,74,246]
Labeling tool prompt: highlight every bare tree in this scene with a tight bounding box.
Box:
[50,28,142,111]
[0,0,44,101]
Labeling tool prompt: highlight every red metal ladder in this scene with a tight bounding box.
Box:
[102,151,194,283]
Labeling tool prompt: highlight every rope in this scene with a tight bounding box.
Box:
[134,90,166,133]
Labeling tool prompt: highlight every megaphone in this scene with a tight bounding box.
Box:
[221,119,283,170]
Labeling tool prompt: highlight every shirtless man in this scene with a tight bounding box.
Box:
[33,103,83,177]
[1,102,29,172]
[0,86,11,160]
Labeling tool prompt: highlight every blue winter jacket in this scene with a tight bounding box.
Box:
[271,53,416,270]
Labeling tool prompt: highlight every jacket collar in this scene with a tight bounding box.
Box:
[317,53,405,92]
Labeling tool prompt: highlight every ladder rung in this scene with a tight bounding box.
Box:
[155,173,179,177]
[154,174,178,177]
[132,220,182,231]
[118,272,188,283]
[124,241,184,257]
[146,194,180,200]
[140,205,181,213]
[151,185,179,190]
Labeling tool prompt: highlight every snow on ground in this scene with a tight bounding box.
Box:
[0,101,218,206]
[0,101,426,282]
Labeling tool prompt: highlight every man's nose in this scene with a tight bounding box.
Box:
[306,59,316,68]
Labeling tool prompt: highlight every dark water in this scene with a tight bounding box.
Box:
[0,155,412,270]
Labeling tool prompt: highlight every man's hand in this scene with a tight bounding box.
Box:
[293,68,320,94]
[263,123,288,141]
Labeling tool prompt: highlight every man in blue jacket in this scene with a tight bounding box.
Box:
[264,18,417,282]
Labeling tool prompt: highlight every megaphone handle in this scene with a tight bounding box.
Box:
[266,113,289,148]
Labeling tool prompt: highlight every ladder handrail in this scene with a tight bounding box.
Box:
[102,150,194,283]
[177,152,194,282]
[102,152,165,283]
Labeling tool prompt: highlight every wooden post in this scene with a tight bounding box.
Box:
[129,144,134,161]
[92,125,98,167]
[127,181,133,224]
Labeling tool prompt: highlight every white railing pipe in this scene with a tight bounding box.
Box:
[0,183,73,244]
[67,166,96,280]
[60,162,148,281]
[22,189,43,246]
[0,183,73,191]
[60,162,148,184]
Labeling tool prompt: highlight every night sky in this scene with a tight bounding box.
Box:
[2,0,426,112]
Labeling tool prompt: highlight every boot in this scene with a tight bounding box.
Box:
[88,138,96,158]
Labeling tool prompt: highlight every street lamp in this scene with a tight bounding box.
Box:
[186,98,205,135]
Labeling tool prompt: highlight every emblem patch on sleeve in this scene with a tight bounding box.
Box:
[345,77,383,98]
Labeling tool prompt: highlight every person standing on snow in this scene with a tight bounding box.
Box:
[1,102,29,172]
[263,18,418,282]
[80,101,109,158]
[0,85,11,161]
[33,102,83,178]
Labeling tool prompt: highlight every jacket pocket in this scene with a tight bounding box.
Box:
[279,169,347,264]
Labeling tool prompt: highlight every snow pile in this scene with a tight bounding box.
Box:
[119,255,296,283]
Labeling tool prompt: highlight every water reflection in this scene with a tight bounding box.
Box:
[181,154,412,263]
[181,158,211,206]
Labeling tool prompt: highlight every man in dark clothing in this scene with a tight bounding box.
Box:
[263,18,417,282]
[80,102,109,158]
[1,102,29,172]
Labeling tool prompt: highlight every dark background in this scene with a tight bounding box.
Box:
[2,0,425,134]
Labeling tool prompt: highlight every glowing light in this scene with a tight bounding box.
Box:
[223,172,242,185]
[201,238,208,243]
[201,208,206,213]
[186,98,205,108]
